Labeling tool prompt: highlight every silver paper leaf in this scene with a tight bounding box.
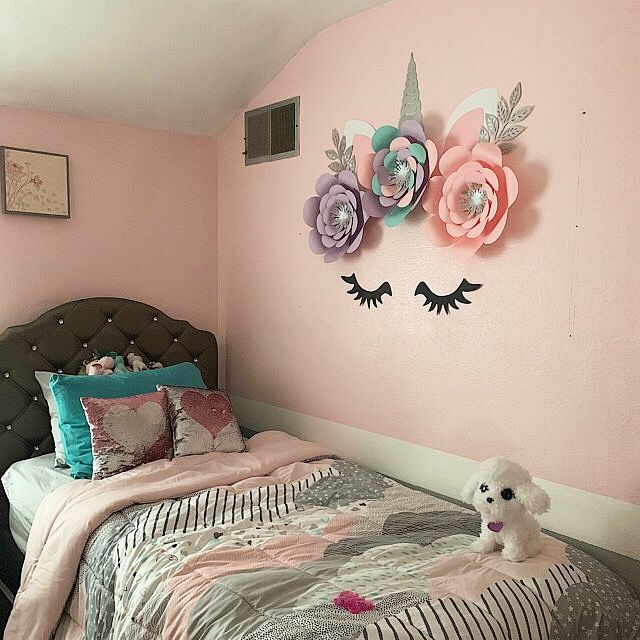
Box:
[498,141,517,155]
[347,157,356,172]
[328,161,343,173]
[344,145,353,162]
[479,126,490,142]
[325,149,338,160]
[509,82,522,108]
[499,124,526,141]
[332,128,340,149]
[398,52,423,127]
[485,113,499,137]
[497,97,509,122]
[510,105,535,123]
[339,135,346,156]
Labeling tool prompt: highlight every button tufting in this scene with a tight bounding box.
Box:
[31,345,37,351]
[173,337,178,342]
[129,340,135,345]
[82,342,88,348]
[34,446,39,452]
[3,372,9,378]
[33,395,38,401]
[193,358,198,363]
[153,316,158,321]
[58,318,64,324]
[107,318,112,323]
[6,425,12,431]
[57,369,63,374]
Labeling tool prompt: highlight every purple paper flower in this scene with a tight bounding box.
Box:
[303,170,369,263]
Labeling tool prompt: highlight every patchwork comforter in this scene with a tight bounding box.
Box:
[7,431,640,640]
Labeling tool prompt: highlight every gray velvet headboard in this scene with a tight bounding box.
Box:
[0,297,218,489]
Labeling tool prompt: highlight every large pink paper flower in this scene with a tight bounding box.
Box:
[422,142,518,259]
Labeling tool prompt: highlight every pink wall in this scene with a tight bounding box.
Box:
[0,106,217,333]
[218,0,640,504]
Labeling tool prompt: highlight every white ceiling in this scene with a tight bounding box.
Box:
[0,0,389,135]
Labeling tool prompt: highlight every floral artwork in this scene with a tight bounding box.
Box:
[422,142,518,259]
[1,147,70,218]
[303,171,370,263]
[303,54,534,261]
[362,119,436,227]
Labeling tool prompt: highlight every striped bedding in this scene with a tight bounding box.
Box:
[11,432,640,639]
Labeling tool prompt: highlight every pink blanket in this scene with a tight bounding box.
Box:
[5,431,333,640]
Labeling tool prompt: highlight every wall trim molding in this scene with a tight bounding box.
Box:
[233,395,640,560]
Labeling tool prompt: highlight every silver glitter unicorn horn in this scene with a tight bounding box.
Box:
[398,52,423,128]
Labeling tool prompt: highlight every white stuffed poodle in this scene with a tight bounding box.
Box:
[461,457,550,562]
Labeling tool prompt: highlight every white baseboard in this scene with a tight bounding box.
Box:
[233,395,640,560]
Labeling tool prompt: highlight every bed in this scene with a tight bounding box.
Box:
[1,298,639,640]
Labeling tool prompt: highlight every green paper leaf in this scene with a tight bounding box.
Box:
[499,124,526,141]
[383,150,398,171]
[347,157,356,172]
[510,105,534,123]
[509,82,522,109]
[485,113,499,137]
[325,149,338,160]
[384,204,413,227]
[372,125,400,152]
[339,135,346,156]
[344,145,353,163]
[408,142,426,164]
[372,174,382,196]
[328,161,343,173]
[332,128,340,149]
[497,97,509,122]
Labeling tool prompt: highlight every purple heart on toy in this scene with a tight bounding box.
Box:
[488,521,504,533]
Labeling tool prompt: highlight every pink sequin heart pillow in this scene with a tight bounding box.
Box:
[157,386,245,457]
[81,390,172,480]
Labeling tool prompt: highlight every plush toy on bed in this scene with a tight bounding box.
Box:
[113,355,128,374]
[127,353,148,372]
[461,457,550,562]
[84,355,115,375]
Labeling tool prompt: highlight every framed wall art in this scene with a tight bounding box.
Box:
[1,146,70,218]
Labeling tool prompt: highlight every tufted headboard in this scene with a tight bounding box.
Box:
[0,297,218,488]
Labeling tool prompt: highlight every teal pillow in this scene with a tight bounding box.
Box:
[51,363,206,479]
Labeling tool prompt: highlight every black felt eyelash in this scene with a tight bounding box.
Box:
[342,273,392,308]
[414,279,482,314]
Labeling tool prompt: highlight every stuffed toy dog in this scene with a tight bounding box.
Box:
[461,457,550,562]
[127,353,148,372]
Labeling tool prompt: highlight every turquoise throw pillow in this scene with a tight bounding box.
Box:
[51,363,206,479]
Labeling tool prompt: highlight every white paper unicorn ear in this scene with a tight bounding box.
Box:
[443,87,499,153]
[444,83,535,155]
[343,120,375,146]
[343,120,376,189]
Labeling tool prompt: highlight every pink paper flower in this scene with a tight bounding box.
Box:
[422,142,518,259]
[333,591,375,614]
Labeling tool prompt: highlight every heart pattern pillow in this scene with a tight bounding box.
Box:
[158,386,245,457]
[81,390,172,479]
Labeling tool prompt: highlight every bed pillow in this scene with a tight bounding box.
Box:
[34,371,68,468]
[82,390,172,480]
[158,386,245,456]
[51,362,205,478]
